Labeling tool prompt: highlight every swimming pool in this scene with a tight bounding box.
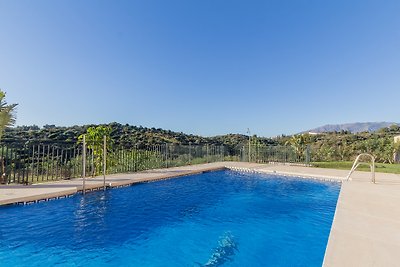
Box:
[0,170,340,266]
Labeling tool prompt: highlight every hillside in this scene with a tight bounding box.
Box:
[3,122,277,151]
[2,122,400,163]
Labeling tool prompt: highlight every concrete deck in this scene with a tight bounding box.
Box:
[1,162,399,266]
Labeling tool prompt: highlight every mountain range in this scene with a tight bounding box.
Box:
[307,122,399,133]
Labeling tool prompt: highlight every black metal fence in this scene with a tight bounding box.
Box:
[0,140,226,184]
[239,144,311,164]
[106,144,225,175]
[0,141,82,184]
[0,139,312,184]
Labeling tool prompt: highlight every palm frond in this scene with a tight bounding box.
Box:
[0,90,18,139]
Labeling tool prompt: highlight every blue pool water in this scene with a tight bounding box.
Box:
[0,170,340,267]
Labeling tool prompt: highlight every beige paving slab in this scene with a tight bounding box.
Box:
[0,186,77,205]
[323,180,400,267]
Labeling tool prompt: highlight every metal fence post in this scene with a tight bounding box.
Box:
[305,145,311,165]
[82,135,86,194]
[103,135,107,190]
[247,129,251,163]
[30,145,35,183]
[206,144,209,163]
[91,147,94,177]
[189,142,192,165]
[165,143,168,168]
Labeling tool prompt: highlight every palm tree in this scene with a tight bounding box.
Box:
[0,90,18,139]
[285,134,310,159]
[0,90,17,183]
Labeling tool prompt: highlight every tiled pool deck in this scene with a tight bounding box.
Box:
[1,162,399,266]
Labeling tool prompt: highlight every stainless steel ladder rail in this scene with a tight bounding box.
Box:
[346,153,376,183]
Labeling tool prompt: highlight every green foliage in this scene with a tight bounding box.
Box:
[312,161,400,174]
[3,121,400,165]
[284,134,311,158]
[78,125,112,147]
[0,90,18,140]
[78,126,113,176]
[4,122,277,152]
[283,130,400,163]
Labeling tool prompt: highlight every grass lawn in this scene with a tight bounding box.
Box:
[311,161,400,174]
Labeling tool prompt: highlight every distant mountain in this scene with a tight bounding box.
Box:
[307,122,400,133]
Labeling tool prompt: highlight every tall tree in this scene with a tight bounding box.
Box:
[78,126,113,176]
[0,90,18,139]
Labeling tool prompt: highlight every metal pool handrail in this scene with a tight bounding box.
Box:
[346,153,376,183]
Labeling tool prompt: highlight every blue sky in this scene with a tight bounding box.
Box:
[1,0,399,137]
